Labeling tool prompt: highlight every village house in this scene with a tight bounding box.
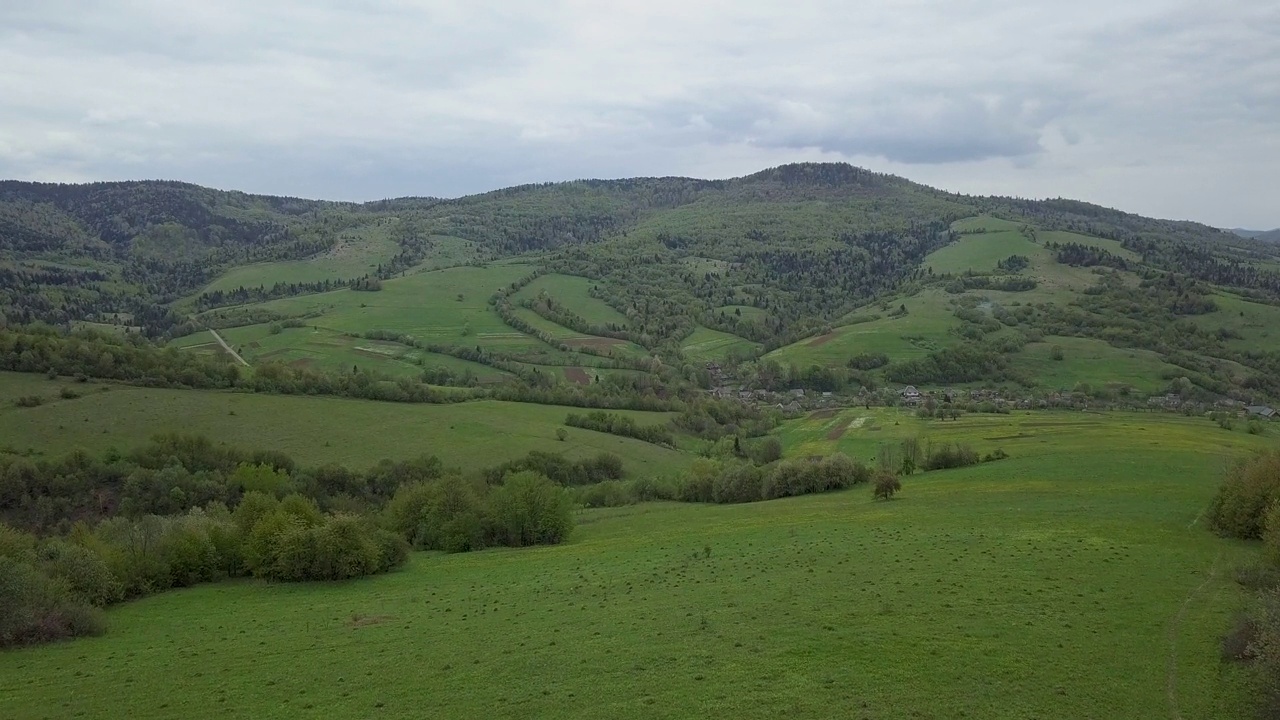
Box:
[900,385,922,405]
[1246,405,1277,420]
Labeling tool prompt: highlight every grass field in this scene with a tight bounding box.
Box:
[200,228,477,297]
[1191,292,1280,354]
[715,305,770,322]
[925,231,1040,274]
[0,409,1262,719]
[951,215,1024,233]
[680,326,761,362]
[513,274,631,327]
[223,264,542,352]
[767,290,958,367]
[1038,230,1142,262]
[0,373,689,476]
[1011,336,1180,393]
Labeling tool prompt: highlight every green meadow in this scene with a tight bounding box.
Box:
[514,274,631,327]
[0,373,688,475]
[680,326,761,362]
[767,290,959,366]
[0,408,1263,720]
[1010,336,1180,393]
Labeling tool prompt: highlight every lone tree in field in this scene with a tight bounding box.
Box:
[873,471,902,501]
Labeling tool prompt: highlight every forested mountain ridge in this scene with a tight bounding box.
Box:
[7,162,1280,406]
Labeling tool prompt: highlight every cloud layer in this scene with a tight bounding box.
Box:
[1,0,1276,226]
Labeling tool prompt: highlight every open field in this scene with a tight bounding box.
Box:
[680,326,761,362]
[200,229,477,297]
[219,264,544,351]
[1190,292,1280,354]
[767,290,958,366]
[0,373,689,475]
[1037,230,1141,262]
[951,215,1024,233]
[925,230,1039,274]
[1011,336,1180,393]
[513,274,631,327]
[0,409,1262,719]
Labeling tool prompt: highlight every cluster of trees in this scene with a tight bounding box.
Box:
[383,471,573,553]
[0,501,408,649]
[1207,451,1280,711]
[0,435,603,648]
[945,276,1037,293]
[885,346,1012,385]
[564,411,675,446]
[479,450,625,487]
[673,454,873,504]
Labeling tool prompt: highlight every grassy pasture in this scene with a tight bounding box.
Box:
[680,326,761,362]
[925,231,1040,274]
[1037,230,1141,262]
[1012,336,1179,393]
[950,215,1024,233]
[0,373,689,475]
[231,264,541,351]
[0,410,1261,719]
[715,305,769,322]
[1190,292,1280,354]
[201,223,402,294]
[767,290,958,367]
[513,274,630,327]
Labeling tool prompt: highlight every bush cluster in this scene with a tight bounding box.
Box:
[565,411,675,446]
[674,454,872,505]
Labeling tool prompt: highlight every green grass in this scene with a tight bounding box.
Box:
[680,326,761,362]
[925,231,1041,274]
[715,305,769,322]
[201,223,402,294]
[232,264,542,351]
[0,410,1261,719]
[767,290,959,366]
[1038,230,1142,262]
[201,228,478,298]
[1190,292,1280,354]
[513,274,630,327]
[0,373,690,476]
[1012,336,1180,393]
[950,215,1024,233]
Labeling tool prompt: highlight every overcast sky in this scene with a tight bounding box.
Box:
[2,1,1277,227]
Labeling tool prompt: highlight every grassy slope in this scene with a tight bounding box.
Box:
[513,274,630,327]
[767,290,958,366]
[0,373,689,476]
[232,264,541,351]
[925,230,1039,274]
[0,410,1262,720]
[1190,292,1280,354]
[1012,336,1179,393]
[680,326,762,362]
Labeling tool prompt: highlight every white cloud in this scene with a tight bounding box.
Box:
[0,0,1276,227]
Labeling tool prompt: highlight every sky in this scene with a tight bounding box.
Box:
[1,0,1277,228]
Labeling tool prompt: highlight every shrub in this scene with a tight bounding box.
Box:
[14,395,43,408]
[1209,451,1280,539]
[578,480,636,508]
[873,472,902,500]
[487,471,574,547]
[923,443,980,471]
[59,387,81,400]
[0,556,105,648]
[37,539,123,606]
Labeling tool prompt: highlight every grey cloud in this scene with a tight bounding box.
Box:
[0,0,1276,227]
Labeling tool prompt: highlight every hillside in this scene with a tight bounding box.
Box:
[1232,227,1280,243]
[7,163,1280,404]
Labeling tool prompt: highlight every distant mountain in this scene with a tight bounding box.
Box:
[1230,228,1280,242]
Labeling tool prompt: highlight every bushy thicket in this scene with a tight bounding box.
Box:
[565,411,675,446]
[1211,451,1280,716]
[0,502,407,649]
[0,434,449,534]
[382,471,573,552]
[480,450,624,487]
[674,454,872,504]
[0,436,600,648]
[1209,451,1280,540]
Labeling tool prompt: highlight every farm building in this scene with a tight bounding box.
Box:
[1246,405,1277,419]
